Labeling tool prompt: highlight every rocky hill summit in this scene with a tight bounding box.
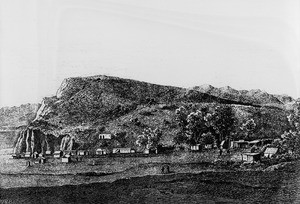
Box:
[12,75,295,153]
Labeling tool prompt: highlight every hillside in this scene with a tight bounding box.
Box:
[0,103,40,149]
[0,103,40,129]
[12,75,294,152]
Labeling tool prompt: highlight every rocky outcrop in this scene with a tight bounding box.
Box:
[13,130,27,154]
[60,135,75,151]
[14,128,57,155]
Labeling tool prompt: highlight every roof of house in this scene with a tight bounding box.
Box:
[249,140,261,144]
[96,148,107,151]
[235,140,248,144]
[54,151,62,154]
[243,152,261,156]
[113,148,132,150]
[264,147,278,154]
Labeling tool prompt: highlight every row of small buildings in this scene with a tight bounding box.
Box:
[190,139,274,151]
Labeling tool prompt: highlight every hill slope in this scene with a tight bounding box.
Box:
[12,75,293,151]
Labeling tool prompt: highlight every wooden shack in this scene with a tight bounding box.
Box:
[62,157,71,163]
[24,152,31,158]
[233,140,249,149]
[204,144,213,149]
[264,147,278,158]
[64,150,77,156]
[99,133,112,140]
[190,144,201,151]
[53,151,63,158]
[96,148,108,155]
[77,150,89,156]
[45,150,52,155]
[112,148,132,154]
[242,152,261,162]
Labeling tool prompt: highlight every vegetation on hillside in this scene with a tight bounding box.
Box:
[12,75,295,151]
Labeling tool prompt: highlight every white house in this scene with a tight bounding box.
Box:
[24,152,31,158]
[190,144,200,151]
[264,147,278,158]
[77,150,89,156]
[96,148,108,155]
[62,157,71,163]
[112,148,132,154]
[53,151,63,158]
[99,133,112,140]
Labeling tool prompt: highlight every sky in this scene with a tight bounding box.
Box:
[0,0,300,107]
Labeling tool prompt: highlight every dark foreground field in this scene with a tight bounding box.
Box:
[1,162,300,204]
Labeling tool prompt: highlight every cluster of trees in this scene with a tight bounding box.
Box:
[173,105,235,148]
[282,101,300,155]
[136,127,162,151]
[173,104,281,149]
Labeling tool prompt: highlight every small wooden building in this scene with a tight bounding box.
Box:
[190,144,201,151]
[96,148,108,155]
[99,133,112,140]
[77,150,89,156]
[112,148,132,154]
[233,140,249,149]
[264,147,278,158]
[204,144,213,149]
[62,157,71,163]
[53,151,63,158]
[64,150,77,156]
[242,152,261,163]
[24,152,31,158]
[45,150,52,155]
[34,160,41,164]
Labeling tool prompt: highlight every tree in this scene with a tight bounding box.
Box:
[241,118,256,140]
[206,105,236,147]
[186,110,208,144]
[174,106,189,145]
[287,101,300,132]
[115,132,127,147]
[175,106,188,131]
[200,132,214,145]
[136,127,162,150]
[173,105,236,148]
[284,101,300,155]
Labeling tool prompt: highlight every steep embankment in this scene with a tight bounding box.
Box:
[13,75,294,152]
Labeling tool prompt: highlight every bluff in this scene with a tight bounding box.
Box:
[13,75,294,153]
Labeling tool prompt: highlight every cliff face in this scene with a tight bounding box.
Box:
[12,75,294,153]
